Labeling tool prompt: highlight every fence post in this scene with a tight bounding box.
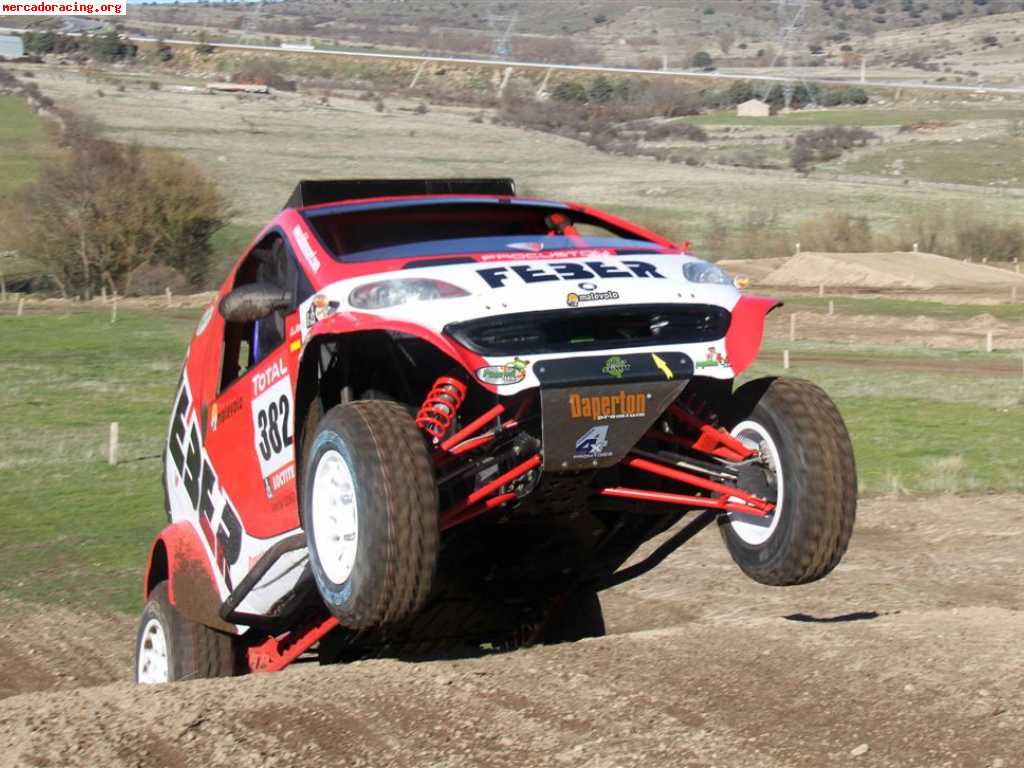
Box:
[783,349,791,369]
[111,298,117,324]
[165,287,172,308]
[101,285,107,304]
[985,331,994,353]
[108,422,119,466]
[828,299,835,316]
[17,297,24,317]
[818,283,825,297]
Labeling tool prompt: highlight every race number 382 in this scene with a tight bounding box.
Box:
[251,376,294,478]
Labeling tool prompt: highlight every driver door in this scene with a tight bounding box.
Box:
[204,235,311,541]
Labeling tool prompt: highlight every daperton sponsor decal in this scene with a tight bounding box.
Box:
[566,289,619,307]
[291,224,321,273]
[569,390,649,420]
[209,397,243,432]
[476,260,665,288]
[478,248,617,262]
[305,294,340,330]
[476,357,529,386]
[696,346,730,369]
[651,353,674,380]
[602,355,631,379]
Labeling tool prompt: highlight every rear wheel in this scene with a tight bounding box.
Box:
[719,377,856,586]
[134,582,236,684]
[301,401,439,629]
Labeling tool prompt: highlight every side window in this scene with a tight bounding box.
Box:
[219,234,307,392]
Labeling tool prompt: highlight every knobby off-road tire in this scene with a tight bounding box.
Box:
[134,582,235,684]
[301,401,439,629]
[720,377,857,586]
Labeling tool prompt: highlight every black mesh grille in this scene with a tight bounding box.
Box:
[446,304,730,356]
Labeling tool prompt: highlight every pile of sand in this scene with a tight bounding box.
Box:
[758,251,1024,290]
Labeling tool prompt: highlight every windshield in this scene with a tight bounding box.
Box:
[302,200,664,262]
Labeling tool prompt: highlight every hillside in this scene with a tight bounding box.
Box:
[127,0,1024,69]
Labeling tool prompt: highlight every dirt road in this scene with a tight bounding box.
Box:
[1,494,1021,768]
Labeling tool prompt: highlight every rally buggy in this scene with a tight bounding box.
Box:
[135,178,856,683]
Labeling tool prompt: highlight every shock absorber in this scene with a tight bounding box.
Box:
[416,376,468,442]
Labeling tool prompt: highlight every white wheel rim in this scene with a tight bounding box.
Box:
[137,617,169,684]
[311,448,359,585]
[727,420,784,546]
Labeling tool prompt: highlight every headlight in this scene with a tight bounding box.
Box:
[682,260,734,286]
[349,279,470,310]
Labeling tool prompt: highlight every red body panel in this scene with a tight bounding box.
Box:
[723,294,783,376]
[144,521,226,628]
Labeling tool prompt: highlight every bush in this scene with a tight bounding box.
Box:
[691,51,714,69]
[588,76,615,103]
[90,31,136,63]
[124,263,187,296]
[644,122,708,142]
[842,86,869,104]
[791,125,877,171]
[550,81,589,104]
[795,211,874,252]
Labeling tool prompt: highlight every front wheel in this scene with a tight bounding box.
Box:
[719,377,857,586]
[301,401,439,629]
[134,582,236,684]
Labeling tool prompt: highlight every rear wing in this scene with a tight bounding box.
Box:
[284,178,517,209]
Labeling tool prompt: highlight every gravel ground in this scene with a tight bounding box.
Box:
[0,493,1021,768]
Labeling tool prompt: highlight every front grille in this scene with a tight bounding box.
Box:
[446,304,730,356]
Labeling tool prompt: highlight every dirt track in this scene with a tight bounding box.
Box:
[1,494,1021,768]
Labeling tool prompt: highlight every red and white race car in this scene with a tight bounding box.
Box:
[135,179,856,683]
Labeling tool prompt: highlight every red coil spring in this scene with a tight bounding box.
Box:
[415,376,468,441]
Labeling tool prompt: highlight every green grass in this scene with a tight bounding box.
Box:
[678,108,1024,128]
[0,303,1021,615]
[836,137,1024,187]
[0,95,48,206]
[746,342,1024,495]
[0,307,196,614]
[780,295,1024,321]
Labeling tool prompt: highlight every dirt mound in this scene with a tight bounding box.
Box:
[1,494,1021,767]
[716,257,790,282]
[761,251,1024,290]
[0,598,132,701]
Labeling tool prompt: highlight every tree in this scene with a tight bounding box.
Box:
[691,50,714,69]
[725,80,754,105]
[7,112,226,297]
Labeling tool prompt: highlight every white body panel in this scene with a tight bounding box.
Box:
[301,252,741,389]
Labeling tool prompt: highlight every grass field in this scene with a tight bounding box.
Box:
[1,300,1021,614]
[782,295,1024,321]
[0,96,46,206]
[678,107,1024,128]
[837,137,1024,187]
